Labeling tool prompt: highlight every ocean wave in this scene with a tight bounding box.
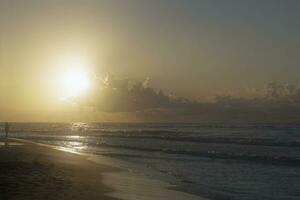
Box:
[94,135,300,147]
[12,132,300,147]
[87,142,300,165]
[12,135,300,165]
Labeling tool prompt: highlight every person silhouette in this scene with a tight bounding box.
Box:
[4,122,9,139]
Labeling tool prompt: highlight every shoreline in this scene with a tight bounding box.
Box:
[0,138,120,200]
[1,138,207,200]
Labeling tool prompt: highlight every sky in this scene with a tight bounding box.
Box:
[1,0,300,122]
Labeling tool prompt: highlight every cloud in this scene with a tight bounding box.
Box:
[76,78,300,122]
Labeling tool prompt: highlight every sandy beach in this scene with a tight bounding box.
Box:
[0,138,120,200]
[0,138,207,200]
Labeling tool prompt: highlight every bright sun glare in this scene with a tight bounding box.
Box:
[56,56,92,100]
[63,68,90,98]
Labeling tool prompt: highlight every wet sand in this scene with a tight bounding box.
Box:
[0,138,119,200]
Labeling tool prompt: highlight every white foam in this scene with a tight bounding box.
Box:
[0,142,24,146]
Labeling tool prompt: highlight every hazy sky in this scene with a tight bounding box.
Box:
[1,0,300,121]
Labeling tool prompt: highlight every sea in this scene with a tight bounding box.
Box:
[6,123,300,200]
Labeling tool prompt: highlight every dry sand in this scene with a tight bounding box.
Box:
[0,139,120,200]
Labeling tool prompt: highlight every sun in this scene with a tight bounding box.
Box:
[55,55,92,100]
[63,68,90,98]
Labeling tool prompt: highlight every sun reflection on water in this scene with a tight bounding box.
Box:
[71,122,89,132]
[66,135,83,139]
[61,138,88,152]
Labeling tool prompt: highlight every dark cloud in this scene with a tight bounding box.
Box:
[76,78,300,122]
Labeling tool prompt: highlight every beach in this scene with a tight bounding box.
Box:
[0,138,119,200]
[4,121,299,200]
[0,138,207,200]
[4,122,300,200]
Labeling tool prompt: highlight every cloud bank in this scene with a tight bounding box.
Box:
[76,78,300,123]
